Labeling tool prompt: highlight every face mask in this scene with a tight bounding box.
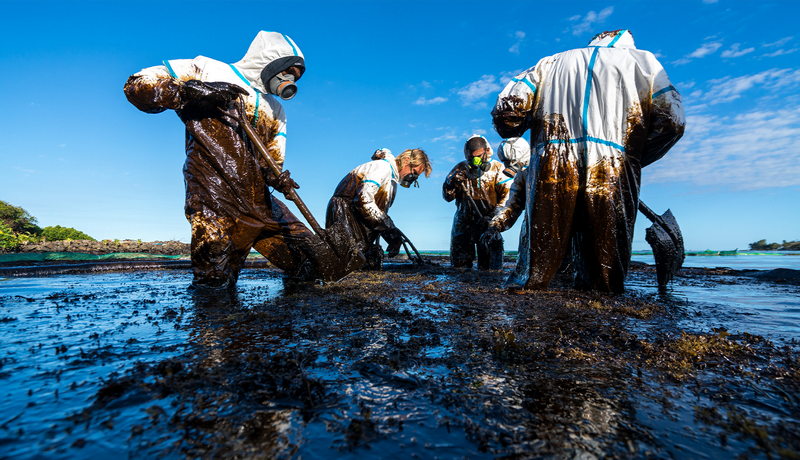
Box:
[502,162,521,178]
[268,73,297,100]
[469,155,491,173]
[399,171,420,188]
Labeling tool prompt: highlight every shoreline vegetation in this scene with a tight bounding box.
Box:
[2,200,798,256]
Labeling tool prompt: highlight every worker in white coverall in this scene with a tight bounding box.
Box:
[326,148,432,270]
[125,31,324,288]
[443,135,512,270]
[483,29,685,293]
[496,137,531,188]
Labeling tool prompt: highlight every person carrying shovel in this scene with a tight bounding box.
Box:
[442,135,512,270]
[326,148,431,270]
[124,31,356,288]
[485,29,686,292]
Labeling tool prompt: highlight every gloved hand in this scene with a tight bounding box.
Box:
[386,241,402,258]
[268,170,300,195]
[480,225,502,248]
[382,227,403,257]
[451,170,472,198]
[181,80,248,108]
[451,169,469,185]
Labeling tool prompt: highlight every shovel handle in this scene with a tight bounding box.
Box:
[397,229,424,264]
[638,200,660,225]
[230,104,324,236]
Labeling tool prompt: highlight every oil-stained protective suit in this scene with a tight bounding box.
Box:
[326,149,402,270]
[443,141,512,269]
[490,29,685,292]
[124,32,316,287]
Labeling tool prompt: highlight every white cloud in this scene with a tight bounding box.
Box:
[688,41,722,58]
[509,31,525,55]
[414,96,448,106]
[703,68,800,103]
[472,129,487,135]
[569,6,614,36]
[702,0,718,4]
[645,106,800,191]
[671,58,692,66]
[763,48,799,58]
[431,131,459,143]
[409,80,433,91]
[721,43,754,58]
[14,166,35,173]
[763,36,793,48]
[458,75,502,106]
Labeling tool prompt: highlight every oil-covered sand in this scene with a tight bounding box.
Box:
[1,257,798,459]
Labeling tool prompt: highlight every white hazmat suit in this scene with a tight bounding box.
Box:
[490,29,685,292]
[326,149,403,269]
[124,32,319,287]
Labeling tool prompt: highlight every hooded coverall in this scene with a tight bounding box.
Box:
[490,29,685,292]
[124,32,316,287]
[497,137,532,174]
[326,151,400,269]
[443,159,511,269]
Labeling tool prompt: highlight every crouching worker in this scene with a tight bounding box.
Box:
[326,148,432,269]
[124,31,328,288]
[443,135,511,270]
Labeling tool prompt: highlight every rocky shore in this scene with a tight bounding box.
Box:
[11,239,190,256]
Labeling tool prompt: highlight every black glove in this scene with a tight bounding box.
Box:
[268,170,300,195]
[480,225,502,248]
[382,227,403,257]
[386,241,402,258]
[181,80,248,108]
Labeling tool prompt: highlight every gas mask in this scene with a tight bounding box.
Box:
[502,161,521,178]
[468,154,491,174]
[399,171,420,188]
[268,73,297,100]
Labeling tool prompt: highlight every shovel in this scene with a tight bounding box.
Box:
[638,200,685,288]
[224,103,365,282]
[459,184,491,231]
[396,229,427,265]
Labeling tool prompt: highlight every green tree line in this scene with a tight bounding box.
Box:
[749,239,800,251]
[1,200,94,250]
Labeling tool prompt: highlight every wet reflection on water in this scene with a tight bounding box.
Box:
[0,261,798,458]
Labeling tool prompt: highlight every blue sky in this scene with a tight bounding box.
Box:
[1,0,798,251]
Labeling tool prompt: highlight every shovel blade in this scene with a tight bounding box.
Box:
[644,209,685,287]
[304,220,366,282]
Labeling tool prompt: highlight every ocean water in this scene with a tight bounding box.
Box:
[631,251,800,270]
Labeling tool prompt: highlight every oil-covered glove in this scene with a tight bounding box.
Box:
[382,227,403,258]
[451,170,473,199]
[267,170,300,195]
[181,80,248,108]
[480,224,502,248]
